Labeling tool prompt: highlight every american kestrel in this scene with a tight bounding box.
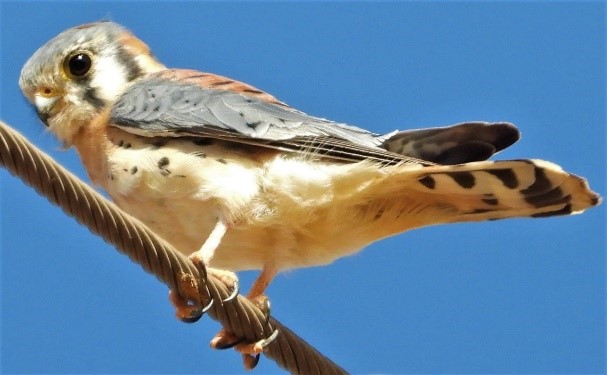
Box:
[19,21,600,368]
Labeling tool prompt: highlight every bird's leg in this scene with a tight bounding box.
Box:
[211,264,279,370]
[169,218,238,323]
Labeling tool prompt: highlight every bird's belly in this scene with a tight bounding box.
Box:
[108,182,377,272]
[102,141,404,272]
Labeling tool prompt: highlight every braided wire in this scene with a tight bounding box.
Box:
[0,120,347,375]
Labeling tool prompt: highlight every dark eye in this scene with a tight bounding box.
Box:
[66,53,92,77]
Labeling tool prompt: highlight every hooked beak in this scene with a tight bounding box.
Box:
[33,94,59,127]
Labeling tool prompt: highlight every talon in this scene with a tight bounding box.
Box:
[223,278,239,302]
[242,353,260,370]
[250,295,271,325]
[210,329,242,350]
[235,328,279,355]
[200,297,214,314]
[207,268,239,302]
[180,309,203,324]
[261,328,279,349]
[214,339,242,350]
[169,289,210,324]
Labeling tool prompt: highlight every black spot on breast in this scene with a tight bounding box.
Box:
[419,175,436,189]
[124,143,132,149]
[158,157,170,168]
[487,169,518,189]
[216,158,228,164]
[445,171,475,188]
[157,157,171,176]
[118,140,124,147]
[194,152,207,158]
[131,166,138,174]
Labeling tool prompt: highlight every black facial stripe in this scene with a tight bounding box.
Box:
[116,46,143,81]
[84,87,105,109]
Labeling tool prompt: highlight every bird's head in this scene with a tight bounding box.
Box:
[19,21,165,145]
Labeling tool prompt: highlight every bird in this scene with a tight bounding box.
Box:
[19,21,600,369]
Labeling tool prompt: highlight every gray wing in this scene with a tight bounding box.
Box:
[111,76,421,164]
[111,76,516,165]
[115,77,379,138]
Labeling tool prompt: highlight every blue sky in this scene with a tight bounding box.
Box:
[1,2,605,374]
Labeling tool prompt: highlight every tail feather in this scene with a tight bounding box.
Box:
[403,159,600,224]
[292,157,599,256]
[380,122,520,164]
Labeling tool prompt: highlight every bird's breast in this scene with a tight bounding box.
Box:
[76,130,401,271]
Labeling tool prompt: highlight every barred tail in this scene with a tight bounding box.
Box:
[402,159,600,223]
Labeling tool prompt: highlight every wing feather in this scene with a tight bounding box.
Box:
[110,70,427,164]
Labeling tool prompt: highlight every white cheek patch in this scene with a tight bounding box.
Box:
[90,53,128,103]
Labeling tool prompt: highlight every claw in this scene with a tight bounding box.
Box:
[234,328,279,355]
[243,354,260,370]
[210,329,242,350]
[169,288,211,324]
[223,278,239,302]
[262,328,279,349]
[200,297,214,314]
[206,268,239,302]
[214,339,242,350]
[179,310,203,324]
[173,296,213,324]
[180,297,214,323]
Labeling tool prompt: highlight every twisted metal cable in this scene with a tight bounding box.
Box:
[0,120,347,375]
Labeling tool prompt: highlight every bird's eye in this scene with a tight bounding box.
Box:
[64,52,92,78]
